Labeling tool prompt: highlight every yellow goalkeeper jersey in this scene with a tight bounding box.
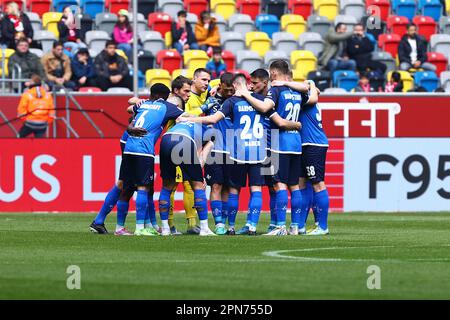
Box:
[185,90,209,116]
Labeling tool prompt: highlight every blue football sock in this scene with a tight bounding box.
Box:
[221,201,228,225]
[298,188,310,229]
[306,183,316,223]
[158,188,172,221]
[194,189,208,221]
[248,191,262,228]
[275,190,288,227]
[314,189,329,230]
[269,190,277,225]
[94,185,121,224]
[227,193,239,227]
[116,200,129,227]
[146,193,157,226]
[210,200,223,225]
[135,190,148,226]
[290,190,302,227]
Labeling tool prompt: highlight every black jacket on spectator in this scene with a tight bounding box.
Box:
[347,34,386,75]
[58,20,83,43]
[0,13,33,49]
[94,50,129,78]
[171,21,197,46]
[361,15,386,40]
[398,34,428,64]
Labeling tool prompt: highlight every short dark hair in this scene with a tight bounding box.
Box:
[177,10,187,17]
[150,83,171,100]
[194,68,210,78]
[250,68,269,80]
[335,22,346,32]
[220,72,234,86]
[406,23,417,30]
[53,40,64,49]
[354,22,364,29]
[172,75,192,92]
[232,73,248,85]
[212,46,222,55]
[17,38,29,46]
[105,40,117,48]
[269,59,290,76]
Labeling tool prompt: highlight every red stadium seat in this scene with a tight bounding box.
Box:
[288,0,313,20]
[378,33,401,58]
[108,0,130,14]
[28,0,51,18]
[148,12,172,37]
[387,15,410,36]
[236,0,261,20]
[79,87,102,93]
[413,16,437,42]
[222,50,236,70]
[184,0,208,18]
[427,52,448,76]
[229,69,251,80]
[366,0,390,22]
[156,50,183,74]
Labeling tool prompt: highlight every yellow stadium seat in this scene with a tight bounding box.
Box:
[165,32,172,48]
[183,50,209,70]
[245,32,271,57]
[291,50,317,76]
[146,69,172,87]
[116,49,128,60]
[447,0,450,14]
[387,71,413,92]
[172,68,195,79]
[292,69,306,82]
[316,0,339,20]
[281,14,306,39]
[43,12,63,38]
[211,0,236,20]
[0,49,15,76]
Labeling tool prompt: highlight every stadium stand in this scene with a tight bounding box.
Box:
[387,15,409,36]
[378,33,401,58]
[387,70,414,91]
[246,31,271,57]
[184,0,209,17]
[272,31,299,52]
[237,0,261,20]
[229,14,255,33]
[156,50,182,74]
[221,31,246,52]
[307,14,332,37]
[158,0,184,20]
[85,30,111,53]
[414,70,440,91]
[145,68,171,87]
[299,32,324,57]
[440,70,450,91]
[236,50,263,70]
[392,0,417,21]
[413,15,437,41]
[288,0,313,20]
[255,14,280,38]
[95,12,118,35]
[332,70,359,91]
[140,31,166,56]
[281,14,307,39]
[183,49,209,70]
[366,0,390,22]
[148,12,172,36]
[34,30,57,53]
[427,52,448,76]
[211,0,236,20]
[263,0,287,19]
[264,50,289,66]
[82,0,105,18]
[340,0,365,21]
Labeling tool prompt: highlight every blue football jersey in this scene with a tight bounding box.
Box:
[120,130,129,144]
[266,86,309,154]
[299,102,329,146]
[165,121,209,151]
[124,99,184,157]
[219,93,269,163]
[202,94,232,154]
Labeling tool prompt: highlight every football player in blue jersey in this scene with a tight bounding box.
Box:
[271,79,329,235]
[122,83,186,236]
[200,72,235,235]
[250,68,278,232]
[236,60,318,236]
[158,120,216,236]
[178,73,301,235]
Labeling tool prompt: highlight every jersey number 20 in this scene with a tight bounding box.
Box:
[285,102,301,122]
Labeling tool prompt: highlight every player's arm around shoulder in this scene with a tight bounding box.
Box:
[235,84,274,113]
[177,112,223,125]
[269,112,302,131]
[305,82,319,105]
[271,80,309,93]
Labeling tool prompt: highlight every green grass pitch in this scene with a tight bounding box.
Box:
[1,212,450,299]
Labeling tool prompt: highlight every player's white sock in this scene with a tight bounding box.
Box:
[135,223,145,230]
[144,222,152,228]
[161,220,170,230]
[249,225,256,232]
[115,225,124,232]
[216,223,225,228]
[200,220,209,230]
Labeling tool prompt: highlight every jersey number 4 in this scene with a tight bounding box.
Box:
[240,114,264,139]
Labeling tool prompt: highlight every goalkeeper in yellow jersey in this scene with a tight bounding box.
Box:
[167,68,212,234]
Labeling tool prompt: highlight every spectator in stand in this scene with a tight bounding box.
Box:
[58,6,87,58]
[71,48,97,90]
[195,11,220,53]
[171,10,199,55]
[0,2,33,49]
[112,9,133,61]
[8,38,46,87]
[319,23,356,73]
[205,46,226,79]
[399,23,437,72]
[17,74,54,138]
[41,41,76,90]
[94,40,132,91]
[384,71,403,92]
[354,73,376,92]
[346,23,386,77]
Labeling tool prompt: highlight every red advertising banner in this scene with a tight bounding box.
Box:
[0,139,344,212]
